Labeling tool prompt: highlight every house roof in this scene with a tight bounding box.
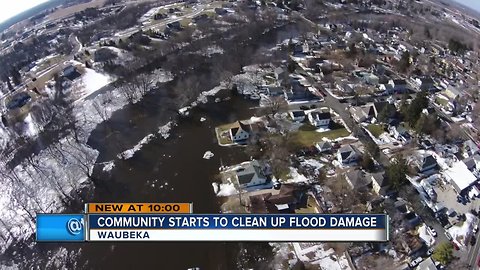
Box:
[463,157,476,170]
[310,111,331,120]
[420,155,437,170]
[236,160,265,184]
[231,121,251,137]
[316,141,332,151]
[464,139,479,154]
[371,172,388,187]
[338,144,359,161]
[290,110,305,117]
[345,170,371,189]
[392,79,407,85]
[444,160,477,192]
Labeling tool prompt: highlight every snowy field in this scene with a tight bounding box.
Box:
[0,67,174,256]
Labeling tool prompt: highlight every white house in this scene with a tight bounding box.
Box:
[337,144,360,165]
[235,160,271,188]
[229,121,251,143]
[308,111,331,127]
[288,110,306,122]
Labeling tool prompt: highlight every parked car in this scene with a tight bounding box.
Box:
[474,224,479,234]
[427,226,437,237]
[408,257,423,268]
[427,247,434,256]
[300,105,309,110]
[445,231,453,241]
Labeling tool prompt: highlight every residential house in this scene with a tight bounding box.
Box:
[415,155,438,173]
[249,184,309,213]
[335,81,355,95]
[307,111,331,128]
[463,139,479,158]
[289,110,306,122]
[368,101,397,121]
[315,141,333,153]
[166,21,182,31]
[350,106,371,123]
[229,121,251,143]
[444,160,477,194]
[389,125,411,143]
[337,144,360,165]
[62,65,81,81]
[414,76,436,92]
[235,160,271,189]
[387,79,408,94]
[463,154,480,172]
[344,170,372,191]
[370,173,390,196]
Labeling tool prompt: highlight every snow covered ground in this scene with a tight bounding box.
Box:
[75,68,113,101]
[0,136,98,252]
[0,67,175,254]
[448,212,477,248]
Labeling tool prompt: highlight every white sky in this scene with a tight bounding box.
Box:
[0,0,49,23]
[454,0,480,12]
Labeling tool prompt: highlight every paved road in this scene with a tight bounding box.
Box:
[468,220,480,269]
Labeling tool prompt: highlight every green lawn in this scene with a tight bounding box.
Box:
[289,125,350,148]
[367,124,385,138]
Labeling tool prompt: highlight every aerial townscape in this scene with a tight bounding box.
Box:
[1,0,480,269]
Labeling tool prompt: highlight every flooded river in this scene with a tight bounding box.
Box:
[30,23,305,269]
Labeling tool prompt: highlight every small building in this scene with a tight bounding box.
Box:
[229,121,251,143]
[307,111,331,128]
[387,79,408,93]
[368,101,396,120]
[62,65,81,81]
[415,155,438,173]
[350,106,370,123]
[288,110,306,122]
[444,160,478,194]
[315,141,332,153]
[344,170,372,191]
[463,154,480,172]
[337,144,360,165]
[389,125,411,143]
[235,160,271,189]
[414,76,436,92]
[463,139,480,158]
[370,173,389,195]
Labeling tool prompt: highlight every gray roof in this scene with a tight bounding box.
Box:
[465,140,479,154]
[236,160,266,184]
[317,141,332,151]
[339,144,358,161]
[420,155,437,171]
[310,111,331,120]
[231,121,251,137]
[345,170,371,189]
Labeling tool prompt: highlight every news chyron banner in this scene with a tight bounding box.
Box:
[36,203,389,242]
